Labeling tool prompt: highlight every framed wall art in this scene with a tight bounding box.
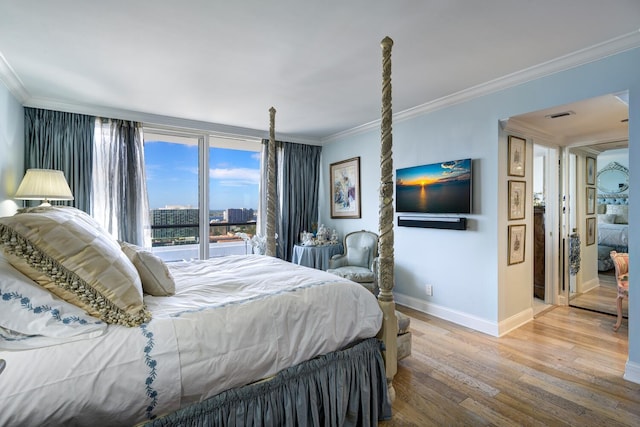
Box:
[586,217,596,246]
[330,157,361,218]
[508,135,526,177]
[508,224,526,265]
[586,186,596,215]
[508,180,526,220]
[586,156,596,186]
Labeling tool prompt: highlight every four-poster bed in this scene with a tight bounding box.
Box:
[0,37,399,426]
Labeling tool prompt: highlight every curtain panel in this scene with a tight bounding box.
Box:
[92,118,150,247]
[24,108,95,212]
[260,139,321,261]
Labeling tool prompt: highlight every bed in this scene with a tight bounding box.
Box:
[597,202,629,271]
[0,37,399,426]
[0,248,387,426]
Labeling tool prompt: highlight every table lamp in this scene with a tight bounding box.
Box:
[14,169,74,206]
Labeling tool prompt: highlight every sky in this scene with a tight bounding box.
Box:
[144,141,260,210]
[396,158,471,186]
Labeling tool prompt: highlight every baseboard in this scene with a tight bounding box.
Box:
[394,292,496,337]
[624,360,640,385]
[580,277,600,293]
[395,292,534,338]
[498,308,534,337]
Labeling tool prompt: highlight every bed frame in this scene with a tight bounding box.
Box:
[264,37,398,400]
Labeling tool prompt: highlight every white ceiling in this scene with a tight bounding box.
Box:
[0,1,639,142]
[508,92,629,151]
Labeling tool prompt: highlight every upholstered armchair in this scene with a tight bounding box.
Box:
[327,230,379,294]
[610,251,629,332]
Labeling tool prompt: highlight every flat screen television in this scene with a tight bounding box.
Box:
[396,158,472,214]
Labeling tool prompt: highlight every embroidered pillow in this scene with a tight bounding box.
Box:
[0,253,106,346]
[0,206,150,326]
[119,241,175,296]
[347,246,370,268]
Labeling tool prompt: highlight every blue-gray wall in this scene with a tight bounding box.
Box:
[320,47,640,382]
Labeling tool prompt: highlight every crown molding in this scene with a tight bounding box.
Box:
[501,118,558,146]
[323,30,640,144]
[0,51,29,102]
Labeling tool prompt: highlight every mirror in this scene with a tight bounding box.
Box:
[597,161,629,194]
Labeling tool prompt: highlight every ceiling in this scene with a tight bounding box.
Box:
[509,92,629,151]
[1,1,639,142]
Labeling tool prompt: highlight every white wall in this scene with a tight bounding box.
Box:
[320,47,640,381]
[0,79,23,217]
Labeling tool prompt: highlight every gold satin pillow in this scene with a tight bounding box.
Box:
[0,206,150,326]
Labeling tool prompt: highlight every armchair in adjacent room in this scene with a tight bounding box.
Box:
[610,250,629,332]
[327,230,379,294]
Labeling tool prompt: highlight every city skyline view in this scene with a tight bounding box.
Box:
[144,141,260,211]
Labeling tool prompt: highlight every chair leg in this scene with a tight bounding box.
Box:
[614,296,624,332]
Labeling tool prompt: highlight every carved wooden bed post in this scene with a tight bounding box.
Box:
[377,36,399,401]
[266,106,277,257]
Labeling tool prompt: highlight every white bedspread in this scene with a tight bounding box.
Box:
[598,223,629,248]
[0,255,382,426]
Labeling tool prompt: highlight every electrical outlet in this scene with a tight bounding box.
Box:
[425,284,433,296]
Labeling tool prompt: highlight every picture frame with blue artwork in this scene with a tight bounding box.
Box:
[330,157,361,219]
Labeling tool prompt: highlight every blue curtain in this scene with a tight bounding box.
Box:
[260,139,321,261]
[281,142,322,262]
[24,108,95,212]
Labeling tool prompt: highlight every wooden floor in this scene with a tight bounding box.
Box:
[570,271,628,318]
[380,305,638,426]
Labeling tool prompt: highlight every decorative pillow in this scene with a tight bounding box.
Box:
[119,241,175,296]
[597,214,617,224]
[0,206,150,326]
[0,253,106,346]
[606,204,628,224]
[596,204,607,215]
[347,246,370,268]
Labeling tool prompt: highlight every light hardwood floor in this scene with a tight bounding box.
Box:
[570,271,628,318]
[380,305,638,426]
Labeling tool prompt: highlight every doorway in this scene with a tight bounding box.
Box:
[507,91,629,318]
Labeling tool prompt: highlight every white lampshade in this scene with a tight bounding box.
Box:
[14,169,74,205]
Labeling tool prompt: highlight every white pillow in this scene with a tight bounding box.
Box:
[597,214,617,224]
[0,253,106,348]
[606,204,628,224]
[0,206,150,326]
[119,241,176,296]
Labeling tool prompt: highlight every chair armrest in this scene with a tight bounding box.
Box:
[329,254,347,269]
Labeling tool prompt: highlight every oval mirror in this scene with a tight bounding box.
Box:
[597,161,629,194]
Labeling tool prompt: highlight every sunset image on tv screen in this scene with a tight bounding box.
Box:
[396,158,472,214]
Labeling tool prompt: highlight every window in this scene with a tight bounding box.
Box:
[143,129,260,261]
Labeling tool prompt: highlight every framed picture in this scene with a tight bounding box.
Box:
[508,135,526,177]
[508,224,526,265]
[508,180,526,220]
[586,156,596,185]
[586,217,596,246]
[586,187,596,215]
[330,157,361,218]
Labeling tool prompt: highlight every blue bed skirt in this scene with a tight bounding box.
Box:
[144,337,391,426]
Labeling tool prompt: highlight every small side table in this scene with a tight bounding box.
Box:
[292,243,343,271]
